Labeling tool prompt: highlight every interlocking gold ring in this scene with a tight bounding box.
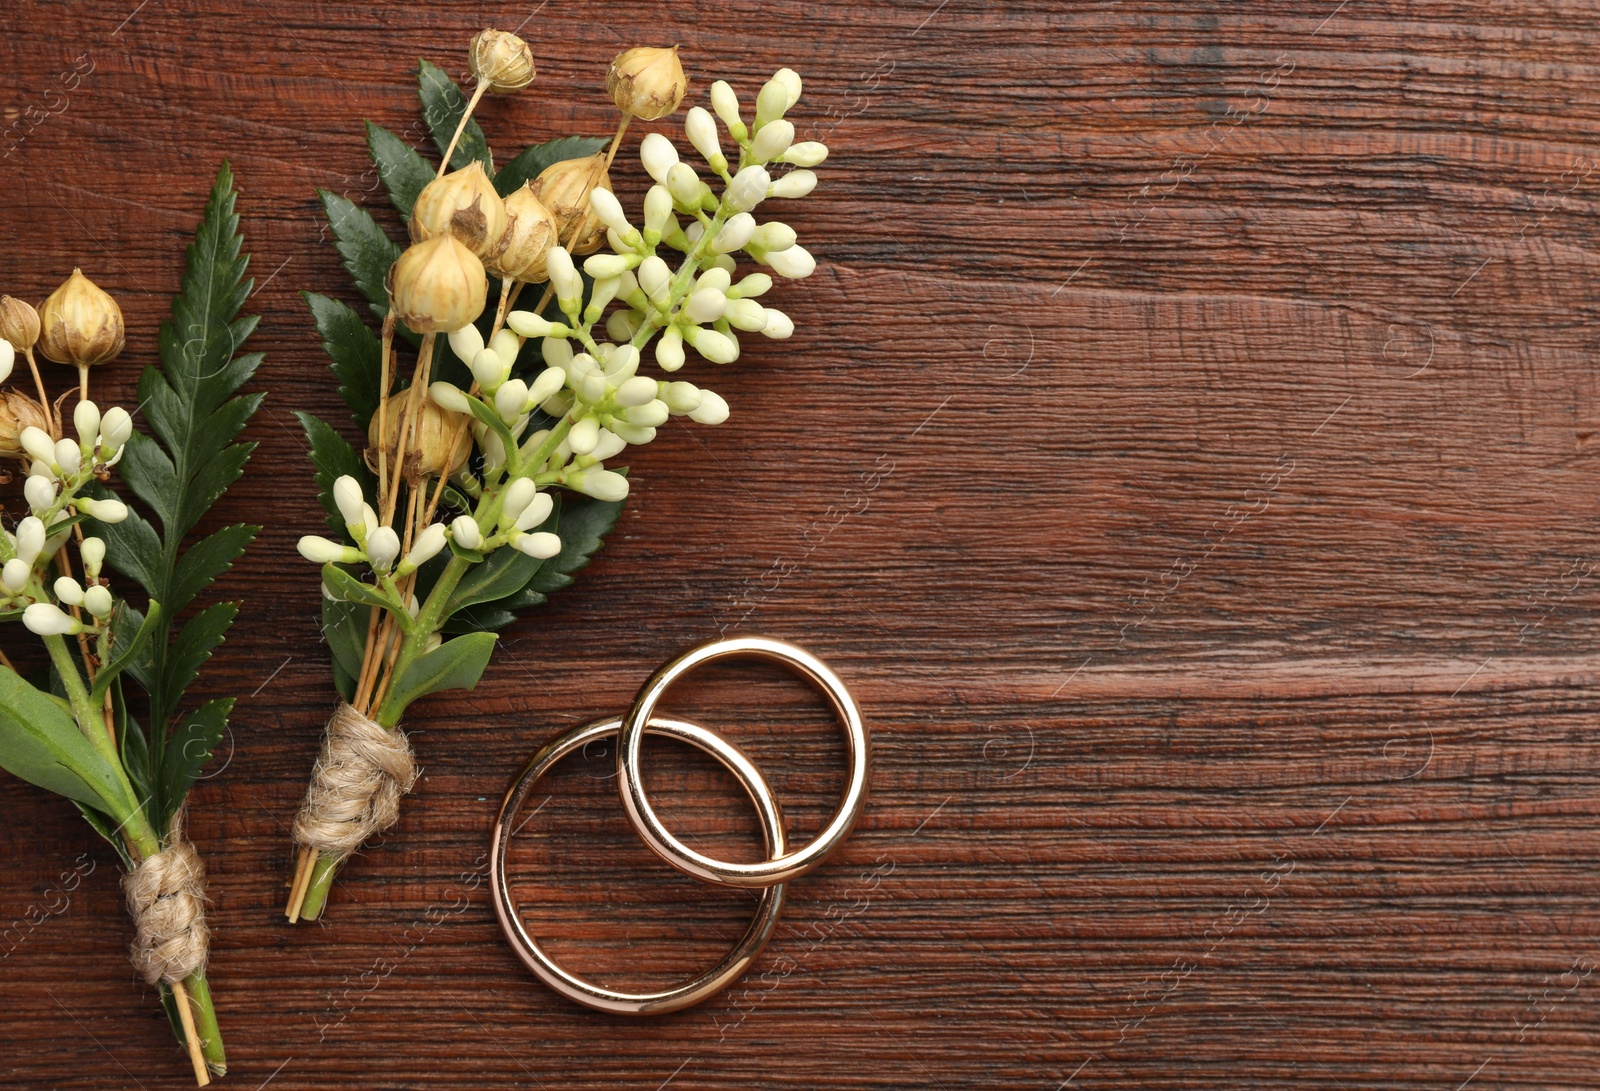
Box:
[490,715,787,1015]
[618,636,870,888]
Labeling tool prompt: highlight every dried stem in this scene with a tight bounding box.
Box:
[22,347,51,434]
[438,80,490,179]
[170,979,210,1086]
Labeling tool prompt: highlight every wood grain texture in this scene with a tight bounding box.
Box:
[2,0,1599,1086]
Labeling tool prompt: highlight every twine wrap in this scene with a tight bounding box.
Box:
[123,836,210,986]
[292,702,417,861]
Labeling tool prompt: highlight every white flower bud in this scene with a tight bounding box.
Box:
[750,222,797,253]
[588,188,632,235]
[637,255,673,301]
[608,420,656,446]
[466,347,504,392]
[99,407,133,452]
[333,476,365,529]
[697,266,733,294]
[640,132,679,184]
[525,367,564,407]
[660,381,703,414]
[547,246,583,307]
[19,427,55,467]
[73,400,101,447]
[760,307,794,339]
[506,311,559,340]
[589,429,628,463]
[710,80,743,134]
[23,602,81,636]
[298,535,359,564]
[726,166,771,213]
[604,308,638,343]
[724,298,768,332]
[755,75,791,127]
[574,468,630,502]
[781,142,829,168]
[1,558,29,593]
[405,522,449,568]
[730,272,774,298]
[577,372,607,404]
[448,324,485,366]
[712,213,757,254]
[495,378,529,422]
[76,496,128,524]
[689,389,730,425]
[479,429,508,475]
[666,162,705,210]
[655,326,686,372]
[750,119,795,163]
[684,326,739,364]
[542,336,574,368]
[685,107,724,169]
[429,381,472,413]
[24,474,56,514]
[765,243,816,279]
[769,169,818,199]
[613,376,657,408]
[603,344,640,381]
[773,68,802,110]
[685,286,728,324]
[15,516,44,565]
[0,340,11,385]
[365,526,400,571]
[623,399,669,428]
[81,536,105,578]
[449,515,483,551]
[643,184,675,238]
[513,491,554,531]
[584,253,637,280]
[82,584,113,619]
[500,476,538,521]
[569,415,600,455]
[513,531,562,559]
[53,576,84,606]
[53,438,80,475]
[361,504,380,540]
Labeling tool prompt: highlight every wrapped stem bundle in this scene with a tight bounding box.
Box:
[285,30,828,920]
[0,164,261,1083]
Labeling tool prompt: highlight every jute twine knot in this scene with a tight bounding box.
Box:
[292,702,417,861]
[123,834,209,986]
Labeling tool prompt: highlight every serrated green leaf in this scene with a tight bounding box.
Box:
[320,189,402,321]
[298,411,375,538]
[169,524,258,618]
[164,603,239,715]
[0,663,136,819]
[528,489,625,596]
[366,120,436,220]
[90,600,163,705]
[305,291,383,432]
[385,631,496,712]
[92,504,163,605]
[494,135,610,196]
[418,59,493,174]
[159,699,231,817]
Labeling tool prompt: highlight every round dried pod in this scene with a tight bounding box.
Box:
[529,154,612,256]
[367,384,472,483]
[410,162,507,258]
[0,389,50,459]
[0,296,40,350]
[486,185,558,282]
[607,46,687,121]
[38,269,124,368]
[469,29,536,94]
[388,235,488,335]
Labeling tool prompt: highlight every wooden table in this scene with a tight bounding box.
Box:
[2,2,1598,1087]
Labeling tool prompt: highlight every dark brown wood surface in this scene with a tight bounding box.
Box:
[3,1,1600,1086]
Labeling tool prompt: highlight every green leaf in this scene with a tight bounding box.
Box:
[366,120,436,221]
[299,411,375,538]
[159,699,231,817]
[305,292,383,432]
[528,489,625,596]
[443,545,543,616]
[494,135,610,196]
[169,524,257,618]
[72,802,137,870]
[418,59,493,174]
[0,664,136,818]
[163,603,240,716]
[320,188,402,320]
[385,631,496,712]
[322,564,401,612]
[321,598,370,686]
[462,391,516,450]
[90,600,163,704]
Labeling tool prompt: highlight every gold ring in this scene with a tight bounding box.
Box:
[489,715,788,1015]
[617,636,869,888]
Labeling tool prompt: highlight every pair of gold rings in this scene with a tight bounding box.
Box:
[488,636,870,1014]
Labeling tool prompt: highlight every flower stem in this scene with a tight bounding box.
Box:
[438,80,489,178]
[296,851,341,922]
[183,969,226,1077]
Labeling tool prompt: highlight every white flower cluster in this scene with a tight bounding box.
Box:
[2,399,134,636]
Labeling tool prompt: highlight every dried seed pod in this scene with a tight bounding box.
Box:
[606,46,687,121]
[0,296,40,350]
[0,389,50,459]
[387,234,488,334]
[469,28,536,94]
[37,269,124,368]
[529,154,612,256]
[410,162,507,258]
[486,185,558,282]
[367,384,471,483]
